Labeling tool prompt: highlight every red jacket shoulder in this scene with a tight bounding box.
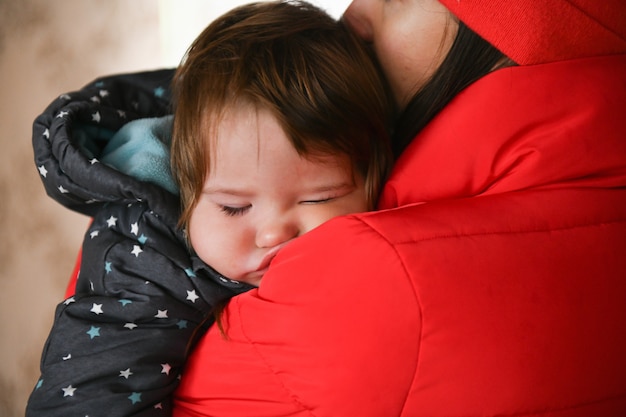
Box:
[175,214,421,417]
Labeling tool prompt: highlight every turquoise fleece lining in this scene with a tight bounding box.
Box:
[75,115,178,195]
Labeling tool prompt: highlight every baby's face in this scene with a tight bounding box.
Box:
[188,104,368,286]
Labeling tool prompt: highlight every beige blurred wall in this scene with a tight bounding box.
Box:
[0,2,164,415]
[0,1,347,415]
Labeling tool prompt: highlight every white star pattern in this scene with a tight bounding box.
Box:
[131,245,143,257]
[106,216,117,227]
[90,303,103,315]
[31,84,227,417]
[62,385,76,397]
[161,363,172,375]
[32,76,221,415]
[186,290,199,303]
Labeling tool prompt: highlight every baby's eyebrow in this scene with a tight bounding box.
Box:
[307,182,354,193]
[201,186,254,197]
[202,180,355,196]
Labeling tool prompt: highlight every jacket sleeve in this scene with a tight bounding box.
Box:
[26,201,252,417]
[28,69,254,417]
[173,214,422,417]
[33,69,177,298]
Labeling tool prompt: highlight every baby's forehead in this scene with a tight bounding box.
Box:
[201,101,334,155]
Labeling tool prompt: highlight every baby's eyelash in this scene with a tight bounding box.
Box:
[220,205,251,216]
[301,196,335,205]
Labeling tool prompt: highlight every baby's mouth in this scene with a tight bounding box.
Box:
[255,242,290,272]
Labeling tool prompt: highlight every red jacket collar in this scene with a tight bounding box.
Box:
[379,54,626,209]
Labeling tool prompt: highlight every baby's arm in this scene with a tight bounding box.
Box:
[28,68,251,416]
[27,202,250,417]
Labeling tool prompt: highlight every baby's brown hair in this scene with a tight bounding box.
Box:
[171,0,394,229]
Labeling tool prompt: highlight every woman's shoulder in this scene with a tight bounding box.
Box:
[175,212,422,417]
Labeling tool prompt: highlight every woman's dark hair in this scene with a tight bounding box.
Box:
[392,21,515,157]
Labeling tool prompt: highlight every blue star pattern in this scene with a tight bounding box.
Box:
[128,392,142,404]
[154,87,166,98]
[26,70,254,417]
[86,326,101,339]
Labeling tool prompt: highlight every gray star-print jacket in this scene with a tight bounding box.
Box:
[27,70,253,417]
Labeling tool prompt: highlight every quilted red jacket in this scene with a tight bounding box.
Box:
[172,54,626,416]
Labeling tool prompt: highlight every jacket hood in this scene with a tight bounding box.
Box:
[439,0,626,65]
[33,69,177,222]
[379,54,626,209]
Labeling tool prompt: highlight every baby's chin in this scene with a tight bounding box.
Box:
[235,269,265,287]
[210,264,263,287]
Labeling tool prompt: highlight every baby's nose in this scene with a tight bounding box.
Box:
[255,217,299,249]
